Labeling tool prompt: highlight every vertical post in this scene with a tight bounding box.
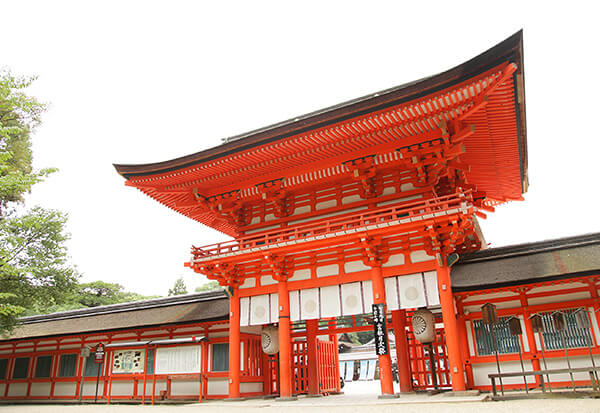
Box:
[306,319,320,396]
[370,265,395,396]
[391,309,412,393]
[328,320,341,393]
[455,303,474,389]
[436,266,466,391]
[228,287,241,399]
[520,293,542,387]
[278,279,293,399]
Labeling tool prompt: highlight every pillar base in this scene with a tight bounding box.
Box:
[224,397,246,401]
[276,396,298,402]
[443,390,480,397]
[306,393,324,398]
[377,394,399,399]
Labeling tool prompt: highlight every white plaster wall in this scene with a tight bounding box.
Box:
[29,382,51,397]
[82,381,108,396]
[7,383,27,397]
[344,260,370,273]
[472,360,535,386]
[241,382,263,393]
[52,382,77,396]
[171,380,201,396]
[110,380,134,396]
[289,268,311,281]
[316,264,339,277]
[382,253,405,267]
[206,378,228,395]
[528,291,591,306]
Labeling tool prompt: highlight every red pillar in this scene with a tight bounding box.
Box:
[228,288,241,399]
[306,319,320,396]
[436,266,466,391]
[520,293,541,387]
[277,279,293,399]
[391,309,412,393]
[455,307,474,389]
[371,265,395,396]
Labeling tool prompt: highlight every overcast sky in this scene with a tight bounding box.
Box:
[2,1,599,296]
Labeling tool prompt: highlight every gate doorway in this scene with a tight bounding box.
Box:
[407,326,451,391]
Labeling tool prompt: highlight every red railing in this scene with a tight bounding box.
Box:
[191,191,473,260]
[407,327,451,390]
[291,341,308,395]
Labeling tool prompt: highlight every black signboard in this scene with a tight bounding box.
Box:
[372,303,388,356]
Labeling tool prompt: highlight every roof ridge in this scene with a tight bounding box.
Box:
[19,290,228,325]
[458,232,600,263]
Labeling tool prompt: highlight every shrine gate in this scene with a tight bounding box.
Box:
[115,31,527,397]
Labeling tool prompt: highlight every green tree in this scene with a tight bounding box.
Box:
[195,280,223,293]
[168,277,188,296]
[37,280,160,314]
[0,71,78,333]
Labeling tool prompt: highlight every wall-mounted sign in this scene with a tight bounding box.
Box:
[112,349,145,374]
[94,343,105,364]
[372,303,388,356]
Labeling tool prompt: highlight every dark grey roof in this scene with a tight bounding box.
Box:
[451,233,600,291]
[4,291,229,341]
[114,30,526,181]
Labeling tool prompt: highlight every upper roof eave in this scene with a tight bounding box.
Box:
[114,30,527,186]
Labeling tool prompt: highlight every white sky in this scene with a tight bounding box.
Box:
[2,1,599,296]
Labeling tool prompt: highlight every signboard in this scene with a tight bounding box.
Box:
[372,303,388,356]
[112,349,145,374]
[155,345,202,374]
[94,343,105,364]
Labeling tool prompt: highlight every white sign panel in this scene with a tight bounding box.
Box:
[112,349,145,374]
[155,345,202,375]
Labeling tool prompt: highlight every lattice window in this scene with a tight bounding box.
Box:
[84,353,101,377]
[34,355,52,378]
[12,357,30,379]
[539,308,591,350]
[211,343,229,372]
[473,317,520,356]
[0,359,8,379]
[59,354,78,377]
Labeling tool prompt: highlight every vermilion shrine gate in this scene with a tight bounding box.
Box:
[115,32,527,398]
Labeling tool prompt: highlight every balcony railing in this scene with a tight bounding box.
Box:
[191,191,473,262]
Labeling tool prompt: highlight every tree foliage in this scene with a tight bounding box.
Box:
[195,280,223,293]
[37,280,160,314]
[168,277,188,296]
[0,71,77,334]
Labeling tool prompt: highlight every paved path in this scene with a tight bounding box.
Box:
[1,395,599,413]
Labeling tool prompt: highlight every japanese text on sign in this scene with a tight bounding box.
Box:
[372,303,388,356]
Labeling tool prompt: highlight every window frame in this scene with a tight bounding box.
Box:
[211,342,229,372]
[12,357,30,380]
[58,353,78,378]
[34,355,53,378]
[472,316,521,356]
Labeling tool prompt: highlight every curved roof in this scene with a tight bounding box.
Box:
[114,31,527,235]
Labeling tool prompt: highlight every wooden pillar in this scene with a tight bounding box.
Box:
[277,279,293,399]
[228,287,241,399]
[520,291,541,387]
[436,266,466,391]
[391,309,412,393]
[306,319,320,395]
[455,302,474,389]
[371,265,395,396]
